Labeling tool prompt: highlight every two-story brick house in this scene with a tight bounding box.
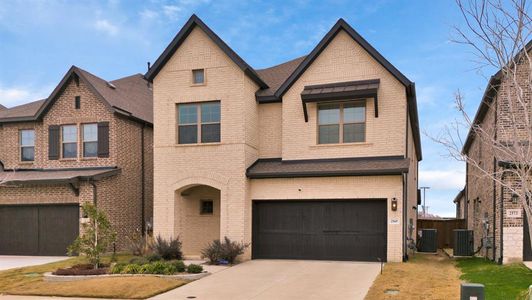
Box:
[462,41,532,263]
[147,15,421,262]
[0,66,153,255]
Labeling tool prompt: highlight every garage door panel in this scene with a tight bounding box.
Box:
[0,205,79,256]
[252,200,387,262]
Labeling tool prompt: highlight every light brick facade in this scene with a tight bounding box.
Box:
[151,17,420,262]
[0,74,153,250]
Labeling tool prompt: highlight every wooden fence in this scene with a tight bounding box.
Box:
[417,218,466,249]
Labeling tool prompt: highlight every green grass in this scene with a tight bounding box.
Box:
[456,257,532,299]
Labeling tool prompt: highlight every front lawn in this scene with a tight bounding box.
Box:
[0,254,186,299]
[456,258,532,300]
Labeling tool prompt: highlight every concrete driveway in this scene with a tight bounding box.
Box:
[151,259,381,300]
[0,256,68,271]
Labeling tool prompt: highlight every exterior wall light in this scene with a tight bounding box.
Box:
[391,198,398,211]
[512,193,519,204]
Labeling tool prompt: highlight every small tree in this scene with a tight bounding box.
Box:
[68,203,116,269]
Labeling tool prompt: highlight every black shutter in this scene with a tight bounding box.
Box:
[98,122,109,158]
[48,125,60,160]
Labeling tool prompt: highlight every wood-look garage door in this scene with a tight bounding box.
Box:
[252,200,387,262]
[0,204,79,256]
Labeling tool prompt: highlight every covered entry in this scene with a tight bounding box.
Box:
[252,199,387,261]
[0,204,79,256]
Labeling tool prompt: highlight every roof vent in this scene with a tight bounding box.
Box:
[106,82,116,89]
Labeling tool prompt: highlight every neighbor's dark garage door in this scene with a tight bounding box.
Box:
[0,204,79,256]
[252,200,387,262]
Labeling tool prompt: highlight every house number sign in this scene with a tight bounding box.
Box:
[506,209,521,218]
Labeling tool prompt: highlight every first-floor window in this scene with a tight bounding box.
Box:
[62,125,78,158]
[82,123,98,157]
[177,101,220,144]
[20,129,35,161]
[318,101,366,144]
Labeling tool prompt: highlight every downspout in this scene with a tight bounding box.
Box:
[141,124,146,234]
[90,180,97,208]
[492,158,497,261]
[403,97,409,262]
[499,174,505,264]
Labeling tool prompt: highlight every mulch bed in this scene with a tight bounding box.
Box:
[53,264,109,276]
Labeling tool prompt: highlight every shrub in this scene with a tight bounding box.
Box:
[126,229,152,256]
[186,264,203,274]
[201,237,249,264]
[146,253,162,262]
[164,263,177,275]
[121,264,141,274]
[172,260,186,273]
[129,257,149,265]
[110,263,127,274]
[152,236,183,260]
[67,203,117,268]
[149,261,168,274]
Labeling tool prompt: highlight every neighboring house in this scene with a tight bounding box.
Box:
[462,41,532,263]
[0,104,6,111]
[147,15,421,263]
[454,188,465,219]
[0,66,153,256]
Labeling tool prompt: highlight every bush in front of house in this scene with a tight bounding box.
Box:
[111,260,199,275]
[152,235,183,260]
[186,264,203,274]
[201,237,249,264]
[146,253,163,262]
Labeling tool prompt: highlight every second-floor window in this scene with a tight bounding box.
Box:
[177,101,220,144]
[62,125,78,158]
[82,123,98,157]
[318,101,366,144]
[20,129,35,161]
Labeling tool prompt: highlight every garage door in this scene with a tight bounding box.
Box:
[252,200,387,262]
[0,204,79,256]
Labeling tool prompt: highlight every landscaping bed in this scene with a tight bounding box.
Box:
[0,254,187,299]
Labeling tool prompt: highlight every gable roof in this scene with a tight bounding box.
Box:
[144,14,268,89]
[271,19,413,100]
[462,39,532,154]
[0,104,6,110]
[0,66,153,124]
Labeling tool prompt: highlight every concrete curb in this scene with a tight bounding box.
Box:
[43,271,209,282]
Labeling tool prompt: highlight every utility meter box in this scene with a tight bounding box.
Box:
[461,283,484,300]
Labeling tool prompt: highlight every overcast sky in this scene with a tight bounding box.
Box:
[0,0,499,216]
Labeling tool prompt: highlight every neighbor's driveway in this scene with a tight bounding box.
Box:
[0,256,68,271]
[151,259,381,300]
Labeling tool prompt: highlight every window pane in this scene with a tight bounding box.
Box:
[83,124,98,142]
[343,123,365,143]
[62,125,77,143]
[318,104,340,125]
[201,123,220,143]
[178,125,198,144]
[201,102,220,123]
[20,130,35,146]
[63,143,77,158]
[179,104,197,124]
[83,141,98,157]
[193,69,204,84]
[201,200,213,214]
[344,102,365,123]
[21,147,34,161]
[318,124,339,144]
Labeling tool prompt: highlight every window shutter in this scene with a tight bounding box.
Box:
[98,122,109,158]
[48,125,60,160]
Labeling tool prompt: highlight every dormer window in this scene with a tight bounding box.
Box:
[192,69,205,85]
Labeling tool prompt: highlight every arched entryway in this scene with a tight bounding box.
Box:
[175,184,221,258]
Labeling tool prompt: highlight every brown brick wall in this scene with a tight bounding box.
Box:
[0,76,153,251]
